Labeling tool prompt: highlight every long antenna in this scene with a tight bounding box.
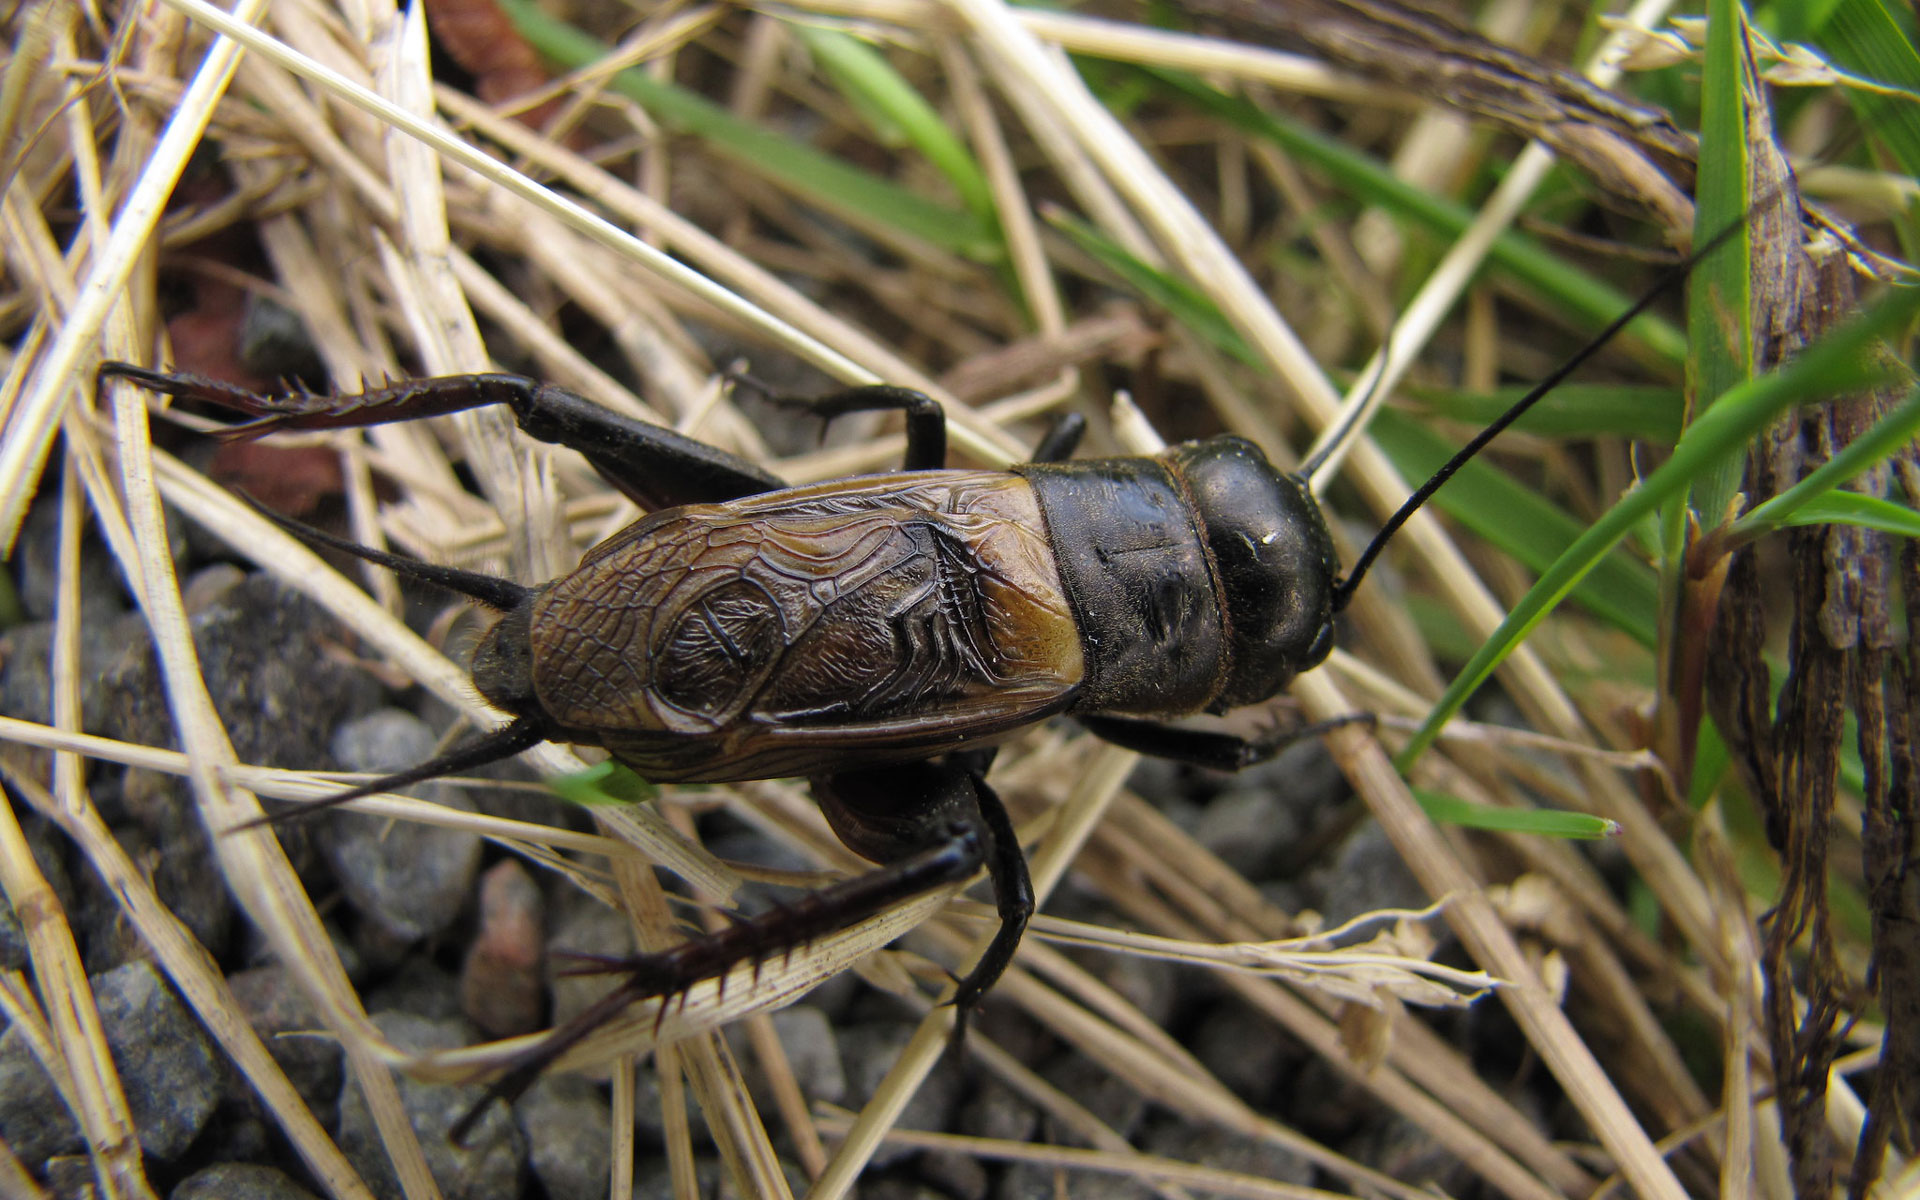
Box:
[222,495,548,827]
[1299,326,1395,481]
[1329,213,1755,614]
[229,717,548,831]
[240,493,533,612]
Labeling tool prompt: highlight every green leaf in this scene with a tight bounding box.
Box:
[497,0,999,258]
[1819,0,1920,182]
[1399,283,1920,768]
[547,760,658,807]
[1413,788,1619,838]
[1689,719,1731,811]
[1730,384,1920,539]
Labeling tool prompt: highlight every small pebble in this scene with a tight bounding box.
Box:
[364,959,464,1022]
[12,499,133,625]
[0,1029,84,1164]
[860,1179,951,1200]
[632,1154,719,1200]
[957,1076,1039,1145]
[514,1075,611,1200]
[95,960,223,1159]
[998,1159,1151,1200]
[225,965,344,1111]
[335,1011,525,1200]
[1190,1000,1305,1108]
[840,1020,962,1170]
[461,859,545,1037]
[170,1162,321,1200]
[1312,822,1432,928]
[1141,1113,1315,1192]
[545,892,634,1030]
[1038,1054,1143,1142]
[321,710,483,943]
[1193,784,1300,881]
[727,1004,843,1112]
[0,961,223,1167]
[632,1057,710,1146]
[918,1148,990,1200]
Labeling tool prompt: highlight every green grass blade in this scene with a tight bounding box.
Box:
[790,25,996,223]
[1731,384,1920,537]
[1143,68,1690,365]
[1412,789,1618,838]
[1402,382,1684,441]
[1369,408,1660,641]
[1050,211,1259,364]
[1686,0,1758,529]
[498,0,998,258]
[1816,0,1920,181]
[1770,490,1920,537]
[1398,283,1920,768]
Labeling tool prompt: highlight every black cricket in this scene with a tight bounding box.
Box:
[95,243,1692,1128]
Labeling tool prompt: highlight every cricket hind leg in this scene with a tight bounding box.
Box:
[451,755,1011,1140]
[96,362,787,508]
[811,751,1031,1037]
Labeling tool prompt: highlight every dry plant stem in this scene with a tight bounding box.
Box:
[950,7,1671,1024]
[990,4,1712,1182]
[146,0,1017,464]
[0,715,652,858]
[908,928,1406,1199]
[670,798,831,1180]
[3,766,379,1200]
[1698,827,1769,1199]
[0,777,151,1200]
[0,0,269,548]
[380,2,567,583]
[428,86,1027,466]
[612,854,794,1200]
[814,1115,1371,1200]
[99,392,443,1198]
[1064,843,1585,1200]
[990,933,1506,1200]
[745,1009,829,1179]
[772,0,1385,108]
[0,1137,47,1200]
[940,39,1066,340]
[1300,673,1688,1200]
[809,744,1138,1198]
